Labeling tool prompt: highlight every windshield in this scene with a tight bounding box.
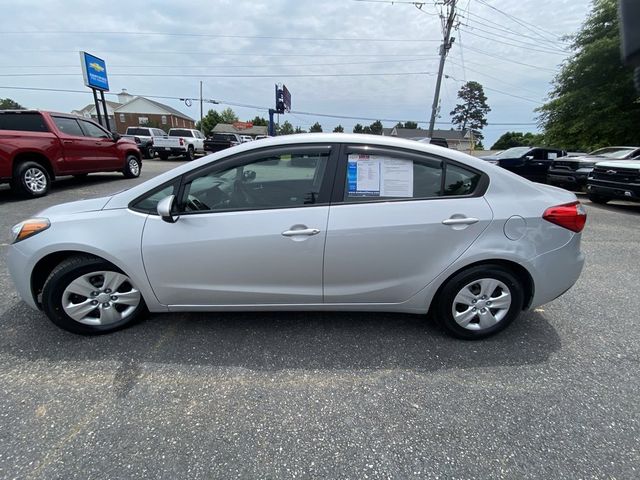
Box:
[498,147,531,158]
[169,129,193,137]
[126,128,150,136]
[589,147,635,159]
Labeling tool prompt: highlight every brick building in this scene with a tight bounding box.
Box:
[72,89,196,134]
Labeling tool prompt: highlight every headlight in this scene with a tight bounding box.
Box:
[10,218,50,243]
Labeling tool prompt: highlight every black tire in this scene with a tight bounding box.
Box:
[122,154,141,178]
[184,145,195,161]
[159,153,169,161]
[433,265,524,340]
[42,255,146,335]
[587,193,610,204]
[144,147,155,160]
[11,161,51,198]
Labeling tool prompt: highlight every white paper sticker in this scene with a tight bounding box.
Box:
[347,154,414,197]
[549,152,557,160]
[381,158,413,197]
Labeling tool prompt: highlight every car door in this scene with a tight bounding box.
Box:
[139,144,338,307]
[323,145,492,304]
[50,116,98,173]
[78,119,121,168]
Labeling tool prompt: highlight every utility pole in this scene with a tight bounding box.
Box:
[428,0,457,138]
[199,81,203,129]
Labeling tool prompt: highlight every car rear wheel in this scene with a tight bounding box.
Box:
[122,154,141,178]
[184,145,195,161]
[145,147,155,159]
[587,193,610,204]
[434,265,524,340]
[42,255,146,334]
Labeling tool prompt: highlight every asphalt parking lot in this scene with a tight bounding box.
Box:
[0,160,639,479]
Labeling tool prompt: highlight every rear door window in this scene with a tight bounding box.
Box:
[0,112,49,132]
[52,117,85,137]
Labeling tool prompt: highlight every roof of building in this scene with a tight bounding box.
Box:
[72,101,122,115]
[73,94,194,122]
[388,127,470,140]
[213,123,268,136]
[140,97,195,122]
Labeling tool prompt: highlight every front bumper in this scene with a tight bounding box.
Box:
[7,243,39,310]
[547,170,589,189]
[587,179,640,202]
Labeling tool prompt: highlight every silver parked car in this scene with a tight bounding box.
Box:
[8,134,586,339]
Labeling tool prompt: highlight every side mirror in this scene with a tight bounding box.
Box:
[524,155,534,161]
[112,132,121,141]
[157,195,179,223]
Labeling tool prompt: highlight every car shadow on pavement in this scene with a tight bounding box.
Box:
[0,174,131,203]
[0,301,560,376]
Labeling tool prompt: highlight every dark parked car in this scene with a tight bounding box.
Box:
[547,146,640,191]
[204,133,241,153]
[481,146,566,183]
[586,158,640,204]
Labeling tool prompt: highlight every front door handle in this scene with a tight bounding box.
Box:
[442,217,479,226]
[282,228,320,237]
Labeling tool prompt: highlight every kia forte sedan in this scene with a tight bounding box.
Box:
[8,134,586,339]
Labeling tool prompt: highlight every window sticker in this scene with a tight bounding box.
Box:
[347,154,413,197]
[548,152,558,160]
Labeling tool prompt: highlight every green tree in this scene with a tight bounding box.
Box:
[250,116,268,126]
[294,126,307,133]
[333,124,344,133]
[491,131,546,150]
[309,122,323,132]
[537,0,640,150]
[450,81,490,140]
[278,120,294,135]
[0,98,25,110]
[220,107,238,124]
[353,123,364,134]
[369,120,383,135]
[396,121,418,129]
[196,109,223,136]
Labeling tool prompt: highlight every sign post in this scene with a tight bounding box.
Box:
[79,51,111,131]
[269,84,292,136]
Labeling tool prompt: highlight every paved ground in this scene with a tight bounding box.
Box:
[0,161,639,479]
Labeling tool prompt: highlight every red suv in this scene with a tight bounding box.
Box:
[0,110,142,197]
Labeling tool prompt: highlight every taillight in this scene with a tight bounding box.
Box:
[543,201,586,232]
[179,138,184,146]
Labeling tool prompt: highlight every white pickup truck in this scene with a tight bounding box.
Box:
[154,128,206,160]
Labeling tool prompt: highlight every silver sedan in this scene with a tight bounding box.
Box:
[8,134,586,339]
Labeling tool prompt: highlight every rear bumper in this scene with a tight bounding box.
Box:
[587,180,640,202]
[157,147,186,155]
[527,233,584,309]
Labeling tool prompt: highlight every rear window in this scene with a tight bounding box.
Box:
[0,112,49,132]
[169,129,193,137]
[127,128,151,136]
[212,134,235,141]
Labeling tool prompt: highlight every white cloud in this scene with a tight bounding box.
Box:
[1,0,591,146]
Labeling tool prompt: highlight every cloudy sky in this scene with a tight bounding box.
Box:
[1,0,592,147]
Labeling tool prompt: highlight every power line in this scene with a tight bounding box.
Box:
[0,30,441,43]
[463,45,559,72]
[459,26,568,55]
[444,74,543,104]
[0,57,439,70]
[0,84,537,125]
[0,71,440,78]
[475,0,563,43]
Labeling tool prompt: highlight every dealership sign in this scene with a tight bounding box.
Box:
[80,51,109,91]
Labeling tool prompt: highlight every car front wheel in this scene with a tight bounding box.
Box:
[42,255,146,334]
[434,265,524,340]
[123,154,141,178]
[12,161,51,197]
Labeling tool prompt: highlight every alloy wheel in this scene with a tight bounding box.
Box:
[24,167,47,193]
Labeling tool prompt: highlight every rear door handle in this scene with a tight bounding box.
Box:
[442,217,479,226]
[282,228,320,237]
